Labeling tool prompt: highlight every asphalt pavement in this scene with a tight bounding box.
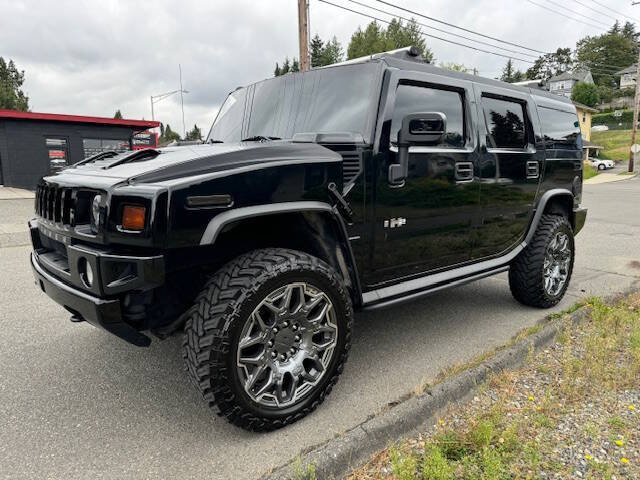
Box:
[1,177,639,480]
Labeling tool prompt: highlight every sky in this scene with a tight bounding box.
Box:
[1,0,638,137]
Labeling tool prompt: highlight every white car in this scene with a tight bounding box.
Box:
[591,125,609,132]
[589,158,615,171]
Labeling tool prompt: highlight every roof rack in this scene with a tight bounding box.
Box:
[319,46,423,69]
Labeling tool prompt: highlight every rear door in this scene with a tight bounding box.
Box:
[472,84,543,259]
[370,71,481,285]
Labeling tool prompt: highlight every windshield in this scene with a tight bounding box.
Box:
[206,62,381,143]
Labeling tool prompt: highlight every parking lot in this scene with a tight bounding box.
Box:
[1,177,639,480]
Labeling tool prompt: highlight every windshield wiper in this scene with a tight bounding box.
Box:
[241,136,281,142]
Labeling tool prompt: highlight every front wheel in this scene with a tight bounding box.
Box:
[598,163,605,170]
[509,214,575,308]
[182,248,353,431]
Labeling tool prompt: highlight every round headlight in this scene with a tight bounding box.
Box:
[92,195,102,227]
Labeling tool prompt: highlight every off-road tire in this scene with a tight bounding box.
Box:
[509,214,574,308]
[182,248,353,431]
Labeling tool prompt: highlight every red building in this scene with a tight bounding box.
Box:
[0,110,159,189]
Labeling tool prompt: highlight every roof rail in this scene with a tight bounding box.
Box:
[318,46,423,69]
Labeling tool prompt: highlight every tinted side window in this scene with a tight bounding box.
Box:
[391,84,465,148]
[482,97,527,149]
[538,107,581,150]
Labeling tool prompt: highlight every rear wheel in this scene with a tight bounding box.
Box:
[509,214,574,308]
[182,248,353,431]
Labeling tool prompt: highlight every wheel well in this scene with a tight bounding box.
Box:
[542,194,574,228]
[205,211,359,301]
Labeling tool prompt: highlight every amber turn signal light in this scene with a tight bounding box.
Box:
[121,205,146,231]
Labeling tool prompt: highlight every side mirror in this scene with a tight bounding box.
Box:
[389,112,447,186]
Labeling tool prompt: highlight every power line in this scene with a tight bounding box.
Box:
[525,0,608,30]
[316,0,536,63]
[346,0,539,58]
[372,0,629,70]
[567,0,620,22]
[538,0,611,27]
[373,0,547,55]
[586,0,639,23]
[317,0,622,77]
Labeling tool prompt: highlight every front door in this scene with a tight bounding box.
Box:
[471,85,542,259]
[370,73,480,286]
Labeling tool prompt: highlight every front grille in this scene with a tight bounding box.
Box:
[35,182,97,227]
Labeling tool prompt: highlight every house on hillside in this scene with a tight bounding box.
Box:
[548,70,594,98]
[615,64,637,89]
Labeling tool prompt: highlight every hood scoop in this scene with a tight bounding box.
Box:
[71,149,161,170]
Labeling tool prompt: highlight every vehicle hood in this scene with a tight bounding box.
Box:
[45,141,341,189]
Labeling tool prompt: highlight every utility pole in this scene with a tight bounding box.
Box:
[630,3,640,172]
[297,0,310,72]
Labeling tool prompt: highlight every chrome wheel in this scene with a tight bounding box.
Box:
[543,232,571,296]
[236,282,338,408]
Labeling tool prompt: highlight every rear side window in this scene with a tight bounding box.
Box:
[391,84,465,148]
[482,96,527,149]
[538,107,581,150]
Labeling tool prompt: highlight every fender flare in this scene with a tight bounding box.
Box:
[199,201,363,306]
[524,188,574,245]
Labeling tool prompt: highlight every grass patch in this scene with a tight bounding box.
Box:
[591,129,632,163]
[618,170,636,176]
[350,293,640,479]
[583,162,599,180]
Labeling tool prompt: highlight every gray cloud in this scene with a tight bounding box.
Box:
[1,0,633,136]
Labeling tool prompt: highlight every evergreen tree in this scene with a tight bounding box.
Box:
[347,18,433,62]
[310,34,325,68]
[113,109,123,119]
[500,59,525,83]
[185,124,202,141]
[159,123,165,138]
[321,36,344,65]
[274,62,281,77]
[291,58,300,73]
[161,124,180,143]
[281,57,291,75]
[0,57,29,111]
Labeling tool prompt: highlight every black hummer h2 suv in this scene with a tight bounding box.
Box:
[29,48,586,431]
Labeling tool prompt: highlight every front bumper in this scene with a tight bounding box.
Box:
[29,219,165,347]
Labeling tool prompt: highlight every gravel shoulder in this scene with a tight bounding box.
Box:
[350,293,640,479]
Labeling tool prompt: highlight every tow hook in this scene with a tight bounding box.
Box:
[327,182,354,224]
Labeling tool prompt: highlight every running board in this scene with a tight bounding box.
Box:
[361,243,524,310]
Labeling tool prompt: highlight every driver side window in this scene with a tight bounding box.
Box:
[390,84,465,148]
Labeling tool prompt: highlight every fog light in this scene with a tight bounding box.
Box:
[78,257,94,288]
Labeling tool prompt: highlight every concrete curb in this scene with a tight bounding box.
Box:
[264,284,640,480]
[584,170,638,185]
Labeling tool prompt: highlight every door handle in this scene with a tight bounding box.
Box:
[455,161,474,182]
[526,160,540,179]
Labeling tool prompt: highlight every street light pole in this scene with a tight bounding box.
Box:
[149,88,189,132]
[179,64,186,138]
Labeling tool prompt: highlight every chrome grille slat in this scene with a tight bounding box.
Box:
[35,182,83,228]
